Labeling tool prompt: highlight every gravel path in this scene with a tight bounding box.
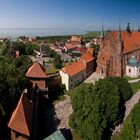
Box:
[54,95,73,129]
[113,89,140,134]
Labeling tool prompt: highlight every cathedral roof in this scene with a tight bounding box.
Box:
[109,31,140,54]
[26,61,47,78]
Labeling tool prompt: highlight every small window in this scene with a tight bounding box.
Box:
[129,69,131,73]
[16,133,20,138]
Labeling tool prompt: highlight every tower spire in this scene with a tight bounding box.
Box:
[101,18,104,38]
[118,24,122,40]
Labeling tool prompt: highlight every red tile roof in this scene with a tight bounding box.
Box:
[65,44,77,50]
[62,61,86,77]
[26,62,47,78]
[87,48,94,55]
[8,92,33,136]
[110,31,140,54]
[80,53,94,62]
[61,47,94,77]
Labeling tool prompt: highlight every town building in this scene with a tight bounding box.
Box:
[60,48,94,90]
[8,91,33,140]
[26,61,48,91]
[64,35,85,52]
[40,43,47,57]
[92,37,101,45]
[126,55,140,78]
[96,26,140,77]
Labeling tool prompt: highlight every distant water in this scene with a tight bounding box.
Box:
[0,28,87,38]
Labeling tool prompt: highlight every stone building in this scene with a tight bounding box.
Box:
[96,26,140,77]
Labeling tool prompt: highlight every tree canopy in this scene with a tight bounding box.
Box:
[69,77,127,140]
[69,77,133,140]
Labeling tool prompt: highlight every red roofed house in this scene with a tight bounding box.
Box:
[60,48,94,90]
[8,91,33,140]
[96,27,140,77]
[64,35,84,52]
[26,61,48,91]
[80,48,94,77]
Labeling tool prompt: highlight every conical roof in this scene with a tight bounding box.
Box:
[8,92,33,136]
[26,61,47,78]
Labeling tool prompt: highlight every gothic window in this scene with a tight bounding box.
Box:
[102,70,103,74]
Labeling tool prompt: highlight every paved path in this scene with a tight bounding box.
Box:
[84,72,104,84]
[128,78,140,83]
[113,89,140,134]
[54,95,73,129]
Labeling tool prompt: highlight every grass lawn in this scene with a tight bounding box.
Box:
[123,75,140,80]
[46,66,59,75]
[71,131,83,140]
[130,82,140,94]
[111,131,121,140]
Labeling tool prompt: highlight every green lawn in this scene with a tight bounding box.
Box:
[111,131,121,140]
[123,75,140,80]
[71,131,83,140]
[130,82,140,94]
[46,66,59,75]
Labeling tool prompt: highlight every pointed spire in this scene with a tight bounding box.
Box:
[138,25,140,32]
[100,17,104,38]
[118,24,122,40]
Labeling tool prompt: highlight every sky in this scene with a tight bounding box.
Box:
[0,0,140,30]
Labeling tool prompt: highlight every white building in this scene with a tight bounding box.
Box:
[126,56,140,78]
[59,60,86,91]
[60,48,94,91]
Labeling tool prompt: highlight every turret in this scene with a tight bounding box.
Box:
[101,22,104,38]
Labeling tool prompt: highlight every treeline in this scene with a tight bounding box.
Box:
[0,39,39,56]
[36,35,71,44]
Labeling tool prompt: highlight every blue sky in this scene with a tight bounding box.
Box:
[0,0,140,30]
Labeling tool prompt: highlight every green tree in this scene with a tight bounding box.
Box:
[108,77,133,102]
[69,78,123,140]
[90,44,100,59]
[53,55,62,69]
[0,55,32,139]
